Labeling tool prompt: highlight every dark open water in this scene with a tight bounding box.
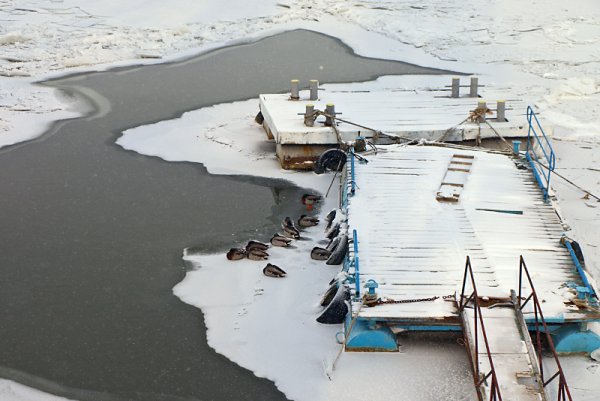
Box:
[0,30,451,400]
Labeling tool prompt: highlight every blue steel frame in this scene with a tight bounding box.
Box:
[526,106,556,202]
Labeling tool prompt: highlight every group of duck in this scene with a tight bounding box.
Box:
[226,194,332,278]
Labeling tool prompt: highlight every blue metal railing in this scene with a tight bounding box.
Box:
[350,148,356,195]
[353,229,360,298]
[341,149,360,298]
[526,106,556,202]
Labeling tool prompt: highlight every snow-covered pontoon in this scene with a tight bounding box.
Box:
[258,80,600,400]
[258,77,527,169]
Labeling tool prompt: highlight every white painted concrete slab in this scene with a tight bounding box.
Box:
[259,87,529,145]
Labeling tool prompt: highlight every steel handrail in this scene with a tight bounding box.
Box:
[350,148,356,195]
[518,255,573,401]
[526,106,556,201]
[459,256,503,401]
[352,229,360,298]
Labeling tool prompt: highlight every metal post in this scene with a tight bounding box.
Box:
[325,103,335,126]
[477,101,487,122]
[451,77,460,98]
[309,79,319,101]
[304,104,315,127]
[496,100,506,122]
[512,140,521,155]
[470,76,479,97]
[290,79,299,100]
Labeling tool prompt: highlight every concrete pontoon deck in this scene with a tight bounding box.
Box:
[344,145,600,327]
[258,78,529,168]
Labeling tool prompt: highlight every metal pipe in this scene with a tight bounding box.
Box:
[290,79,299,100]
[309,79,319,100]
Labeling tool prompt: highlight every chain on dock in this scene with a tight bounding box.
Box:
[364,294,455,307]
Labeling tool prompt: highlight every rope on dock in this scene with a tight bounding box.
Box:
[315,110,414,144]
[533,158,600,202]
[436,106,514,154]
[327,297,367,380]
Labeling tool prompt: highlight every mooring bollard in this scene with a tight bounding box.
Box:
[309,79,319,101]
[290,79,299,100]
[304,104,315,127]
[325,103,335,126]
[451,77,460,98]
[512,140,521,155]
[496,100,506,122]
[470,76,479,97]
[477,100,487,122]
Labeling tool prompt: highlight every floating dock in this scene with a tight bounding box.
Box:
[257,81,598,400]
[258,77,530,169]
[339,140,599,400]
[344,145,597,327]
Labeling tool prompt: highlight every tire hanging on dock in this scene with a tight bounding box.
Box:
[313,149,347,175]
[254,111,264,124]
[326,234,348,265]
[316,284,349,324]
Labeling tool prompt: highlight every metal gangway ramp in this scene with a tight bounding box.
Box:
[459,256,573,401]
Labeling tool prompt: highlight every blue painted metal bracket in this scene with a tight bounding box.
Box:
[563,239,597,300]
[526,106,556,202]
[344,317,398,352]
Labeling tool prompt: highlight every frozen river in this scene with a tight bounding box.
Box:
[0,30,451,401]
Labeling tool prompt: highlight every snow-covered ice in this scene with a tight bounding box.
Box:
[2,0,600,400]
